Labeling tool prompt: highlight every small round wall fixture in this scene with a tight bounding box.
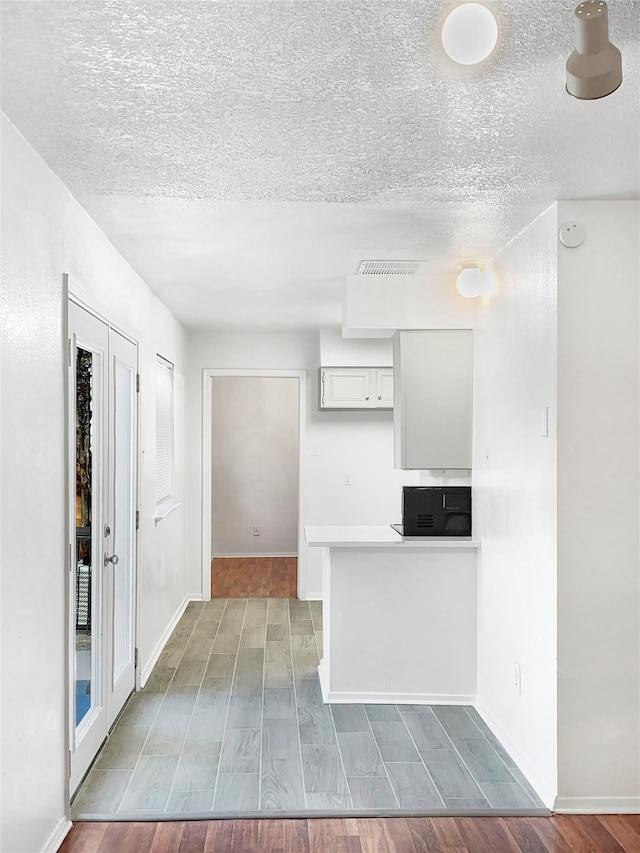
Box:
[441,3,499,65]
[566,1,622,99]
[559,221,587,248]
[456,262,496,298]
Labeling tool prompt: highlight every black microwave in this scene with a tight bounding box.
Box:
[401,486,472,537]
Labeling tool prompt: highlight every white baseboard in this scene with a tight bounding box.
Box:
[474,697,556,809]
[318,668,474,705]
[212,552,298,558]
[324,690,476,704]
[554,796,640,814]
[300,591,322,601]
[139,594,203,687]
[40,817,72,853]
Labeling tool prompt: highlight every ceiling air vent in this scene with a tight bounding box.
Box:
[357,260,428,275]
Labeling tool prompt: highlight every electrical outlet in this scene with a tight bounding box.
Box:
[253,526,260,536]
[515,661,522,695]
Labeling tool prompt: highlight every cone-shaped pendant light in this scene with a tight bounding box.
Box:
[566,1,622,99]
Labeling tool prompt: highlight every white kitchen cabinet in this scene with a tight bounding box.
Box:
[319,367,393,409]
[393,330,472,469]
[376,369,394,406]
[306,526,479,704]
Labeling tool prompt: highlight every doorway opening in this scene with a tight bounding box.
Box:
[210,375,299,598]
[201,369,307,601]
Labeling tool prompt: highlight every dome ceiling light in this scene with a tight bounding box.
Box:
[566,1,622,99]
[441,3,499,66]
[456,262,496,298]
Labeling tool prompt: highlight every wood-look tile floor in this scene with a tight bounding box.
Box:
[72,598,546,819]
[211,557,297,598]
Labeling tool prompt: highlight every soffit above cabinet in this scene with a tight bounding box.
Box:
[320,327,393,366]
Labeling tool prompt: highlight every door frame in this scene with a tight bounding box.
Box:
[64,274,141,797]
[201,368,307,600]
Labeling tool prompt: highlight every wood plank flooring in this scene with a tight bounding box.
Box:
[211,558,297,598]
[72,598,545,819]
[59,815,640,853]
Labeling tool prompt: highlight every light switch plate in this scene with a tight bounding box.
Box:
[541,406,549,437]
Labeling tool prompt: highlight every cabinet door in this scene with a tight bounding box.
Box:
[375,369,394,407]
[394,331,472,469]
[321,368,373,408]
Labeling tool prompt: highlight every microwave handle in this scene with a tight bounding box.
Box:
[443,494,466,512]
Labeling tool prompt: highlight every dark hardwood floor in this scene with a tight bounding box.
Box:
[211,557,297,597]
[59,815,640,852]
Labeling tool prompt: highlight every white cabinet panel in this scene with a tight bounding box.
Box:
[322,368,371,407]
[376,369,394,406]
[393,331,472,469]
[320,368,393,409]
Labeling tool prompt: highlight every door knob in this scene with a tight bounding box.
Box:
[104,553,120,567]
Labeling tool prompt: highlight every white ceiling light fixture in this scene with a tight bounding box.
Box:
[566,1,622,99]
[441,3,499,66]
[456,262,496,298]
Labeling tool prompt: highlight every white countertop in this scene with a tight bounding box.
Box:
[305,525,481,549]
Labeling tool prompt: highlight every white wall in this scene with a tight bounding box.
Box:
[187,332,419,598]
[472,204,559,807]
[343,274,475,337]
[556,200,640,811]
[0,115,189,853]
[211,376,299,556]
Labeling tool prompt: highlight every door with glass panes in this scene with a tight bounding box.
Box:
[69,301,138,793]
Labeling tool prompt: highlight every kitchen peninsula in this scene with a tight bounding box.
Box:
[305,526,480,705]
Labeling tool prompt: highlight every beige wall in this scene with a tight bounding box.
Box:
[211,376,299,556]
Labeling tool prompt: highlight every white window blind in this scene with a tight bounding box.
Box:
[156,355,174,506]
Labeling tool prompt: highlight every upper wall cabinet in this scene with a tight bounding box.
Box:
[393,331,472,469]
[319,367,393,409]
[376,369,394,407]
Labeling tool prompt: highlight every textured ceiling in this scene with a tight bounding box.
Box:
[2,1,639,330]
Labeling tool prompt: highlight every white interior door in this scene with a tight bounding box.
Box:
[69,303,108,792]
[69,302,138,792]
[106,329,138,727]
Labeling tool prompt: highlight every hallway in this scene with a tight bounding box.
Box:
[72,598,544,818]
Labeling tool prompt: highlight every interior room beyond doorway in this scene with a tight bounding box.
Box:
[211,376,300,599]
[211,556,297,598]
